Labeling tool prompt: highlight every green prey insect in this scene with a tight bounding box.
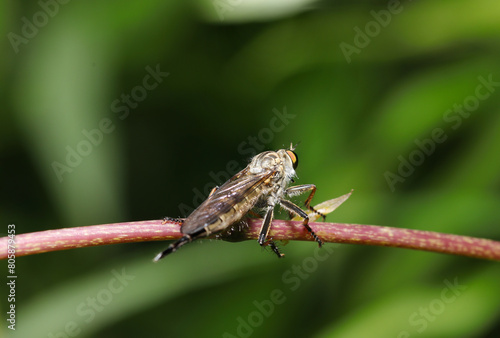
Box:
[154,145,325,261]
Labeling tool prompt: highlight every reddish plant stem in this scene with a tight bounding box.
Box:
[1,219,499,261]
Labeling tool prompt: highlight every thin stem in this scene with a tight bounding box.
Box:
[1,219,499,261]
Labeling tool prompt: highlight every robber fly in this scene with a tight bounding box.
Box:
[153,144,325,261]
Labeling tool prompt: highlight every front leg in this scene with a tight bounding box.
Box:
[279,199,323,247]
[284,184,326,220]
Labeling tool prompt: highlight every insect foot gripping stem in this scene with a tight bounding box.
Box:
[279,198,324,247]
[162,217,184,224]
[262,239,285,258]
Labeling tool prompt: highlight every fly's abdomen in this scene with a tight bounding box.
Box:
[181,180,273,235]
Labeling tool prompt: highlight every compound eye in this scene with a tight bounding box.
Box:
[286,150,299,170]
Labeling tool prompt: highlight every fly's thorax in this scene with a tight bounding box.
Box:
[248,149,296,181]
[248,151,277,175]
[247,149,297,208]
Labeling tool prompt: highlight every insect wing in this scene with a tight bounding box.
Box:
[181,169,275,234]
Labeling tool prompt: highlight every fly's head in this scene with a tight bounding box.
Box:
[249,148,299,184]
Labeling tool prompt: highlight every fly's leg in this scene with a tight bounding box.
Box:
[159,172,214,257]
[258,206,274,246]
[279,199,323,247]
[156,217,186,260]
[153,235,192,261]
[263,240,283,258]
[153,227,205,262]
[285,184,327,220]
[258,206,284,258]
[162,216,184,224]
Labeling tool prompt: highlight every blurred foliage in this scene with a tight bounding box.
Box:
[1,0,500,337]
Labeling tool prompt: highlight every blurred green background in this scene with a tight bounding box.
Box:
[2,0,500,337]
